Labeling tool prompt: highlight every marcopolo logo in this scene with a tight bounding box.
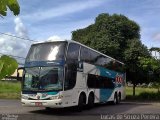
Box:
[36,93,42,100]
[37,95,40,100]
[36,93,48,99]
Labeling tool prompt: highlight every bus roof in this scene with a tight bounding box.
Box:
[32,39,124,65]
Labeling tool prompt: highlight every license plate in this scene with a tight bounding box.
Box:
[35,102,43,106]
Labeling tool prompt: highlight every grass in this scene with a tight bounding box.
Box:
[126,86,160,101]
[126,86,158,96]
[0,81,21,99]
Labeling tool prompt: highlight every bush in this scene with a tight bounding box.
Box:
[139,92,160,101]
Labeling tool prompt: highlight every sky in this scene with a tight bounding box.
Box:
[0,0,160,64]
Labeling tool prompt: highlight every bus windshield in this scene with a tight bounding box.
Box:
[23,67,63,91]
[26,42,66,62]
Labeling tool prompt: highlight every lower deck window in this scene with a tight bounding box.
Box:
[87,74,115,89]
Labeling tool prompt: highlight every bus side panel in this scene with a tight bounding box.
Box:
[83,63,101,103]
[97,66,115,102]
[94,89,100,103]
[83,63,125,103]
[73,71,88,105]
[100,89,114,102]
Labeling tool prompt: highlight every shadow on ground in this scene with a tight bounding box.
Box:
[29,102,151,116]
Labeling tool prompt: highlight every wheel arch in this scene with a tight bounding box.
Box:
[118,91,121,100]
[78,91,87,104]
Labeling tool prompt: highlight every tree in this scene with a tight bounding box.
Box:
[72,13,150,96]
[0,55,18,80]
[124,39,150,96]
[0,0,20,17]
[72,13,141,61]
[139,56,160,92]
[150,47,160,52]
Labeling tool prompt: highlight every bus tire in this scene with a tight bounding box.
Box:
[112,93,118,105]
[87,93,94,109]
[77,94,85,112]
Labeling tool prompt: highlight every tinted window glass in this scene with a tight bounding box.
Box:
[67,43,80,60]
[64,61,78,90]
[23,67,63,91]
[95,55,112,67]
[113,62,125,73]
[26,42,66,62]
[65,43,79,90]
[90,51,99,64]
[64,69,77,90]
[80,47,91,63]
[80,46,124,73]
[87,74,115,89]
[95,55,104,66]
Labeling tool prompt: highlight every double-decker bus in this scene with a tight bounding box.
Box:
[20,40,126,110]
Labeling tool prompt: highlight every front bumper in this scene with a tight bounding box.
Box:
[21,99,63,108]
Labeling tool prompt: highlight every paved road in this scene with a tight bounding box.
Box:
[0,99,160,120]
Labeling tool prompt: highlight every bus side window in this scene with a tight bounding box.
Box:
[65,43,80,90]
[80,47,91,63]
[90,51,99,65]
[87,74,114,89]
[67,43,80,61]
[64,70,76,90]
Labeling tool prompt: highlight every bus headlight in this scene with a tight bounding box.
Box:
[50,95,63,100]
[57,95,63,99]
[50,96,58,100]
[22,95,29,100]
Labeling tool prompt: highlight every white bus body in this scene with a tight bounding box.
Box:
[21,40,126,109]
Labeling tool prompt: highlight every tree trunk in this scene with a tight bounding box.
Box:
[133,83,136,97]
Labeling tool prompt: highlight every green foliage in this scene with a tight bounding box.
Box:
[138,57,160,72]
[0,60,4,72]
[0,55,18,80]
[152,82,160,92]
[138,92,160,100]
[138,57,160,85]
[124,39,150,86]
[150,47,160,52]
[0,0,20,16]
[127,92,160,101]
[124,39,149,65]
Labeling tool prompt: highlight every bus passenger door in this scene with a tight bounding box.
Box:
[63,65,77,107]
[64,43,80,106]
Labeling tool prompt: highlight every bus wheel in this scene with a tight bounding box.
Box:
[87,93,94,109]
[112,93,118,105]
[77,94,85,112]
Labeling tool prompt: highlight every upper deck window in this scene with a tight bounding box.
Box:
[67,43,80,60]
[26,42,66,62]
